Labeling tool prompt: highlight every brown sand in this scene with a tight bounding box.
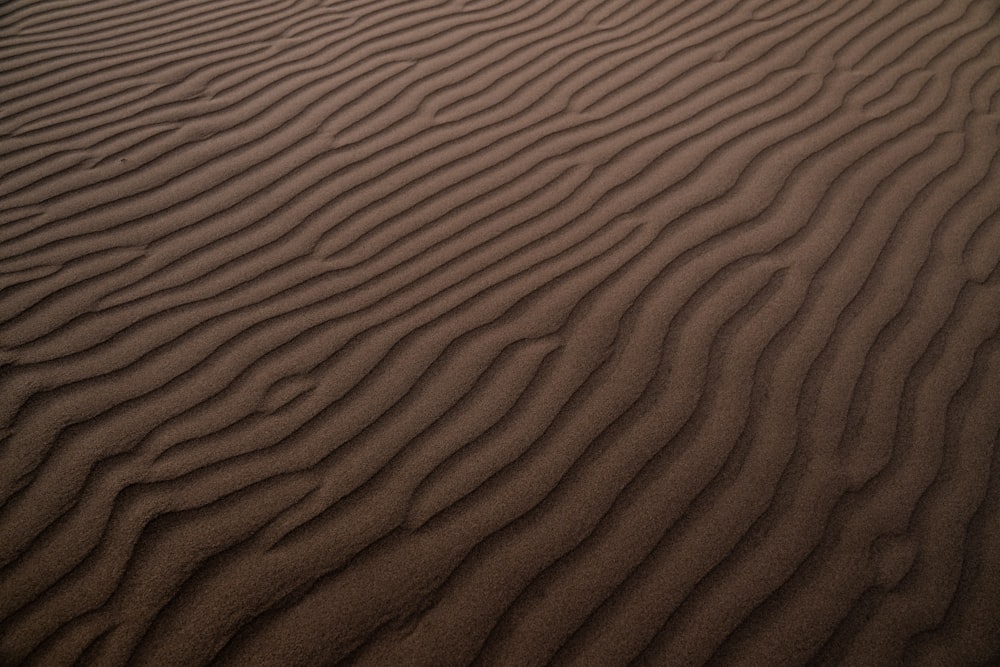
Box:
[2,0,1000,664]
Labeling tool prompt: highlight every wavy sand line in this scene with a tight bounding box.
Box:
[2,0,999,665]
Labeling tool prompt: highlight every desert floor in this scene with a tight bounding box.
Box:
[2,0,1000,665]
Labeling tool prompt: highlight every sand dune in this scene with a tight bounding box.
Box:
[2,0,1000,664]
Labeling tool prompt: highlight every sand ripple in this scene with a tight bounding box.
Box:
[2,0,1000,664]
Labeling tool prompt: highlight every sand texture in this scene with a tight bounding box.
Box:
[2,0,1000,664]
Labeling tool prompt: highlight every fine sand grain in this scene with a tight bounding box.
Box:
[2,0,1000,664]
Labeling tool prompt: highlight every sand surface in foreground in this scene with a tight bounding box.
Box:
[2,0,1000,664]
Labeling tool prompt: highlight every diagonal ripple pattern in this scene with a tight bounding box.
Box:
[1,0,1000,665]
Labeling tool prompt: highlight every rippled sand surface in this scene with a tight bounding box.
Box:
[2,0,1000,664]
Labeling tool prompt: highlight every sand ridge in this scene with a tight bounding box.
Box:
[2,0,1000,664]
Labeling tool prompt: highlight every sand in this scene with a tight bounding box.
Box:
[2,0,999,664]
